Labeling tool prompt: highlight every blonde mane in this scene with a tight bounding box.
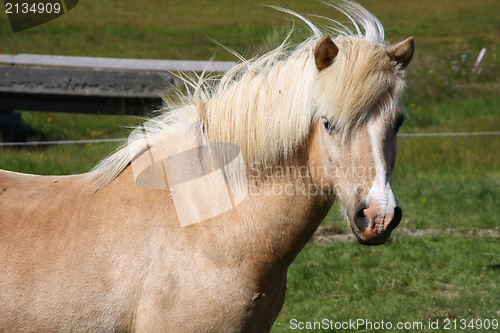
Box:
[88,1,406,189]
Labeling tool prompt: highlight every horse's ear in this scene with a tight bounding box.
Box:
[314,35,339,71]
[387,37,414,69]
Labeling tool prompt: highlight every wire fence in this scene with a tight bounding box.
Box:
[399,131,500,137]
[0,138,124,147]
[0,131,499,147]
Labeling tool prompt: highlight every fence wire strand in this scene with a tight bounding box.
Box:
[0,132,499,147]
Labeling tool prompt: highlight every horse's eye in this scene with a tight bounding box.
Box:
[394,115,405,134]
[322,116,336,133]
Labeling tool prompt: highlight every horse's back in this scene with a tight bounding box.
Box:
[0,168,83,197]
[0,169,92,232]
[0,168,89,232]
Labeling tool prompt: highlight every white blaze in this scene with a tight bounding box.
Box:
[366,120,397,228]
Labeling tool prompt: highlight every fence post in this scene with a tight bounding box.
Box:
[0,110,21,143]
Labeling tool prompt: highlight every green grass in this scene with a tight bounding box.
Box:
[1,0,499,331]
[0,112,143,174]
[1,0,499,60]
[272,234,500,333]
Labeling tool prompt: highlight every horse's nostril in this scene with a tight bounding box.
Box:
[387,206,402,232]
[355,208,365,219]
[353,208,368,233]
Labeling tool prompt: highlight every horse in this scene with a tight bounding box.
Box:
[0,1,414,331]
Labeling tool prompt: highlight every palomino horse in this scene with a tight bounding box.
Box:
[0,1,413,331]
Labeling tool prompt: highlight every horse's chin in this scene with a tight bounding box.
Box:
[350,224,392,246]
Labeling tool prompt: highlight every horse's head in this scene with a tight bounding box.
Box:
[309,35,414,245]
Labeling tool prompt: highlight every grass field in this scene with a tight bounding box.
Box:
[1,0,499,332]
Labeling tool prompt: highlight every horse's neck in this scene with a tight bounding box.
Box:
[103,153,331,287]
[234,157,332,284]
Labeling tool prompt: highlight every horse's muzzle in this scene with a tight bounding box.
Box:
[352,206,402,245]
